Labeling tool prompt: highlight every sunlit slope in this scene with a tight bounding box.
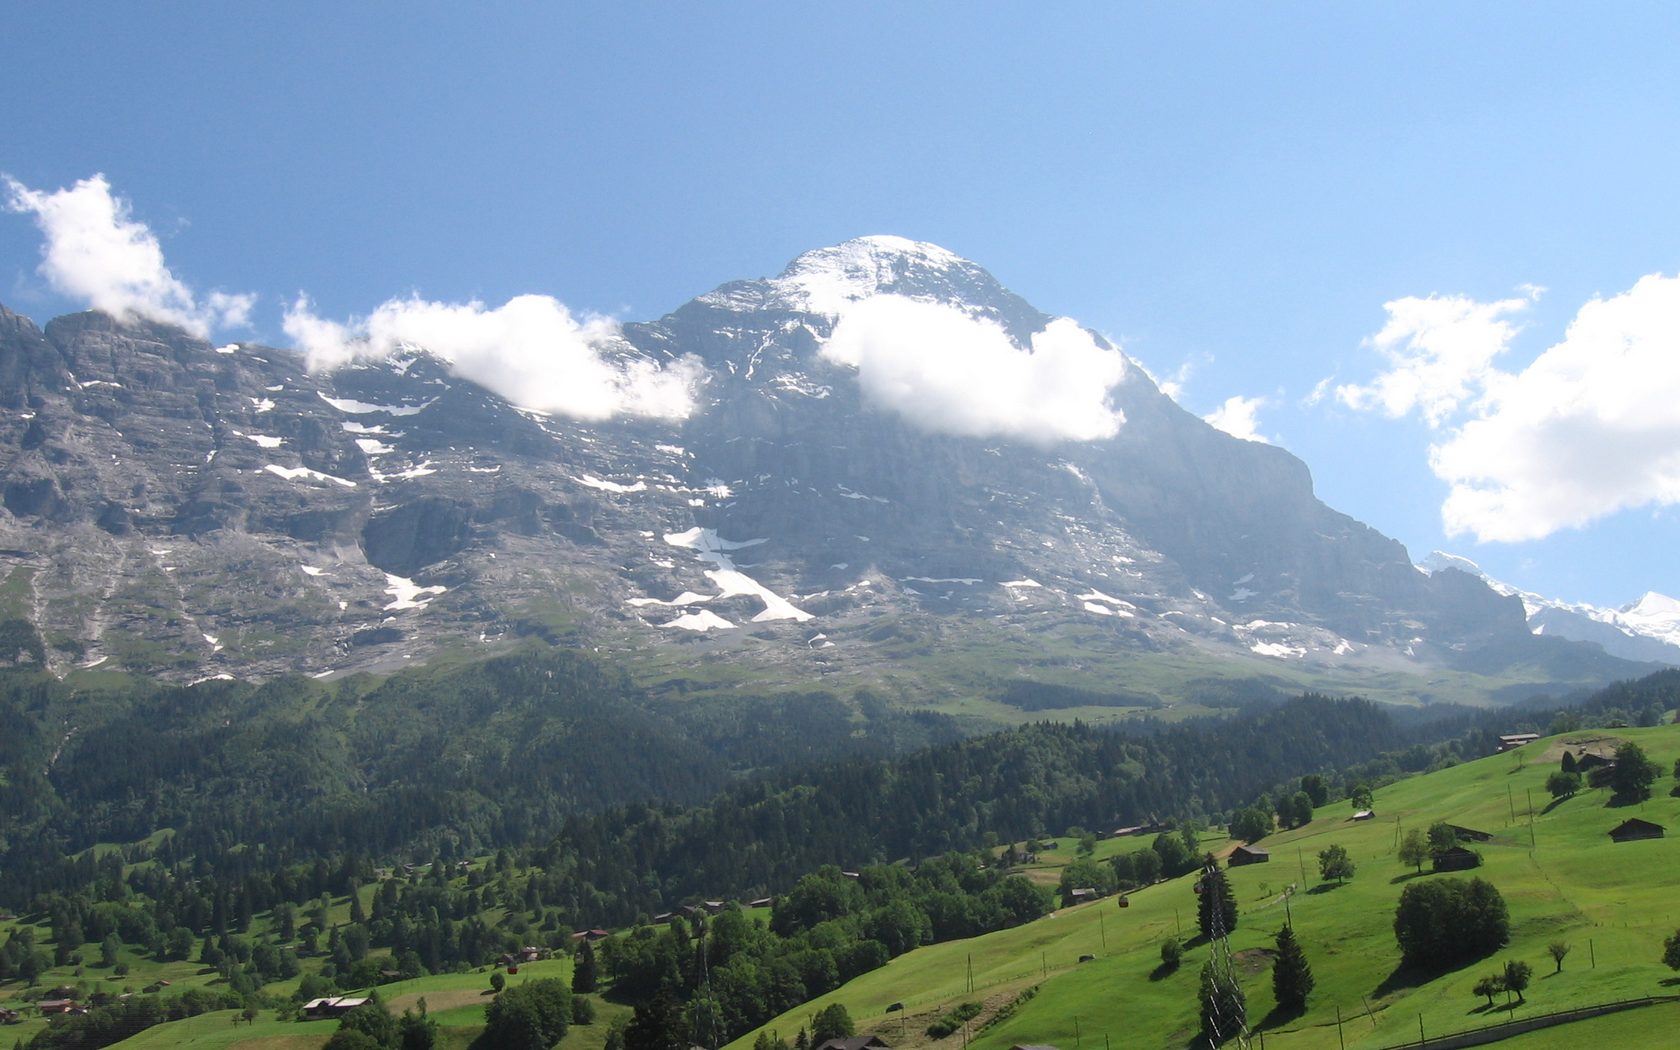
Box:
[732,725,1680,1050]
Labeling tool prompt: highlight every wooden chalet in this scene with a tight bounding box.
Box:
[1575,751,1615,772]
[1068,887,1099,903]
[814,1036,891,1050]
[1351,809,1375,821]
[1110,817,1170,838]
[302,996,370,1020]
[1228,844,1270,866]
[1445,824,1493,843]
[570,928,610,942]
[0,1007,21,1024]
[1497,733,1541,752]
[1431,845,1482,872]
[36,1000,78,1015]
[1609,818,1665,843]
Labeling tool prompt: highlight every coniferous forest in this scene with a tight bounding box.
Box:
[3,649,1677,1048]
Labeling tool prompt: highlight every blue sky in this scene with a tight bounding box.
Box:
[3,3,1677,607]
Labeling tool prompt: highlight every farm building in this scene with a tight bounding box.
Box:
[1609,818,1665,842]
[1445,824,1493,842]
[1431,845,1482,872]
[1497,733,1540,752]
[1228,844,1270,866]
[815,1035,891,1050]
[302,997,370,1020]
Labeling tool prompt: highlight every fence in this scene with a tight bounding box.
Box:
[1361,993,1680,1050]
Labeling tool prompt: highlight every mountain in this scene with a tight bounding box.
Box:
[0,237,1649,709]
[1419,551,1680,666]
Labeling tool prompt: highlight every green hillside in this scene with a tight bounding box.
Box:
[730,725,1680,1050]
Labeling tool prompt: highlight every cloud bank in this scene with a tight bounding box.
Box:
[1336,291,1535,425]
[1203,395,1269,443]
[284,293,706,421]
[819,295,1127,444]
[2,173,254,337]
[1344,274,1680,542]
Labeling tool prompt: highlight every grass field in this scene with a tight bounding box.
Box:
[10,725,1679,1050]
[729,724,1680,1050]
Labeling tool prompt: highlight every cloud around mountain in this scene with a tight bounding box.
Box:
[2,173,254,338]
[1342,275,1680,543]
[283,293,706,422]
[819,295,1128,444]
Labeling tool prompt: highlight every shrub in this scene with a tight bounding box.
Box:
[1393,877,1508,968]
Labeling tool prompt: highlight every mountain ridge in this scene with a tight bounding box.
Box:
[0,239,1655,708]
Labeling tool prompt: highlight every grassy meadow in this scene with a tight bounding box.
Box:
[6,725,1678,1050]
[729,724,1680,1050]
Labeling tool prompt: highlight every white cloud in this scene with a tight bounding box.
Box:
[819,295,1127,444]
[283,292,706,421]
[1203,395,1269,443]
[1430,272,1680,542]
[1336,291,1534,426]
[2,173,253,337]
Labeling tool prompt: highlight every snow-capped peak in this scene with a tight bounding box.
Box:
[1419,551,1680,662]
[765,236,975,315]
[1417,550,1487,578]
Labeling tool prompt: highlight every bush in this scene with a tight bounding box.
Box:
[1160,937,1183,971]
[1394,877,1508,968]
[925,1002,981,1038]
[1546,770,1581,799]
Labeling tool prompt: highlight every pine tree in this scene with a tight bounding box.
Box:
[1198,960,1246,1046]
[1197,868,1238,939]
[1271,925,1314,1012]
[573,938,598,994]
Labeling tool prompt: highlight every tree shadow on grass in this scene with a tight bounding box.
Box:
[1374,962,1441,999]
[1149,961,1181,982]
[1255,1003,1305,1031]
[1540,797,1573,815]
[1659,977,1680,988]
[1306,882,1345,895]
[1389,871,1427,885]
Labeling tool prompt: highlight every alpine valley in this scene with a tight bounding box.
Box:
[0,236,1670,719]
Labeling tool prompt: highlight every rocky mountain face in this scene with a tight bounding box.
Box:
[0,238,1643,707]
[1418,552,1680,667]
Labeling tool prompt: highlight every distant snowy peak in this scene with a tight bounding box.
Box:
[769,236,971,315]
[1419,551,1680,663]
[697,236,1036,324]
[1618,592,1680,647]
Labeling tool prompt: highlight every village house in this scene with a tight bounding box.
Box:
[1445,824,1493,843]
[1609,818,1665,843]
[1431,845,1482,872]
[814,1035,891,1050]
[1228,844,1270,866]
[302,996,370,1020]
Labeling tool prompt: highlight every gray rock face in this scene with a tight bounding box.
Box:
[0,240,1629,702]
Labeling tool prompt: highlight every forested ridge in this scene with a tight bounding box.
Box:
[3,648,1678,1049]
